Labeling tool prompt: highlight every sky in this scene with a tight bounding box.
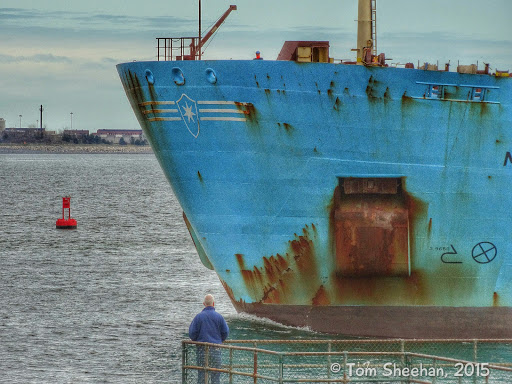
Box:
[1,0,511,132]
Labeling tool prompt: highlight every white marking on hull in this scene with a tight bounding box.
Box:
[142,109,179,114]
[138,96,251,137]
[200,117,247,122]
[139,101,176,106]
[198,101,242,105]
[148,117,182,122]
[199,109,245,114]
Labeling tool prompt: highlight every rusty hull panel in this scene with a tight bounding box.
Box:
[334,184,410,277]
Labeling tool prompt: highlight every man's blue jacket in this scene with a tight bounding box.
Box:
[189,306,229,344]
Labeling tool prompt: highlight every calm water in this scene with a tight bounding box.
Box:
[1,154,510,383]
[0,153,317,383]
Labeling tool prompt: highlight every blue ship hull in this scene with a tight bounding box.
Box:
[117,60,512,337]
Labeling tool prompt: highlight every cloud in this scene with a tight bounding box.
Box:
[0,7,194,34]
[0,53,72,64]
[0,7,40,20]
[101,57,118,64]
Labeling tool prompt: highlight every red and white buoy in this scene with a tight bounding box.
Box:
[56,196,77,229]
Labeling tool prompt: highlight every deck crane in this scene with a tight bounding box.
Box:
[193,4,237,59]
[156,4,237,61]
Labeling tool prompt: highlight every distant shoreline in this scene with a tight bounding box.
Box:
[0,143,153,154]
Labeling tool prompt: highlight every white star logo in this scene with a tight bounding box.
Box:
[182,102,196,123]
[176,94,200,138]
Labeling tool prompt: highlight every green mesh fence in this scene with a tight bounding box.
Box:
[182,339,512,383]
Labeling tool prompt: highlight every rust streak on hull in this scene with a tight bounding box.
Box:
[234,225,322,305]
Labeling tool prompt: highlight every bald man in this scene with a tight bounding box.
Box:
[189,294,229,384]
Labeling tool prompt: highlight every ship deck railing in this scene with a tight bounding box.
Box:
[156,37,199,61]
[182,338,512,383]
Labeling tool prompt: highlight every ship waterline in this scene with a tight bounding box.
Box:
[117,58,511,337]
[233,303,512,339]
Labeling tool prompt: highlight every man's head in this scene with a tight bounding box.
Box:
[203,294,215,307]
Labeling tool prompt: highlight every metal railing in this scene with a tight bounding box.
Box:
[156,37,199,61]
[182,339,512,383]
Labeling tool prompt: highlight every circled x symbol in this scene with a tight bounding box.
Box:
[472,242,497,264]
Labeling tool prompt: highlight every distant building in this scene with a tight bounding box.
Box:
[5,127,44,134]
[2,127,45,142]
[95,129,145,144]
[0,118,5,131]
[63,130,90,137]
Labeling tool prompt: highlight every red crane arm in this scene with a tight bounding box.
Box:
[192,5,237,57]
